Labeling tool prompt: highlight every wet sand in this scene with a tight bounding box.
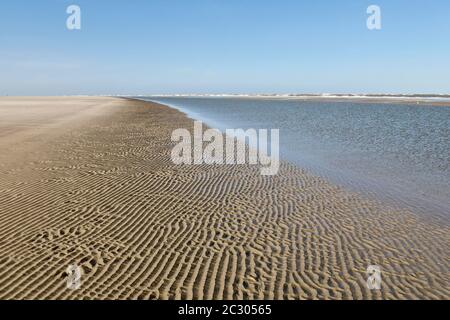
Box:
[0,97,448,300]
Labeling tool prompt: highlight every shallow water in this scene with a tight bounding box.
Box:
[141,97,450,221]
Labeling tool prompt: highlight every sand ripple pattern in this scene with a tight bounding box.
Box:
[0,97,448,300]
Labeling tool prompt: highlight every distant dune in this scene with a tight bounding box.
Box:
[0,97,448,299]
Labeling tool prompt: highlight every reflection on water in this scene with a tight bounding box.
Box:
[141,97,450,221]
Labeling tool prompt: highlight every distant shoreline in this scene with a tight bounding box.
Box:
[130,94,450,107]
[2,94,450,107]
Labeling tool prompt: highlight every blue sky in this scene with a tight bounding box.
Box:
[1,0,449,95]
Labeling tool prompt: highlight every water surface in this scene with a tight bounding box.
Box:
[141,97,450,221]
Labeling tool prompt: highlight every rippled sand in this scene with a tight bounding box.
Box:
[0,97,448,300]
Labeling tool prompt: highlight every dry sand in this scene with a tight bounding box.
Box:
[0,97,448,300]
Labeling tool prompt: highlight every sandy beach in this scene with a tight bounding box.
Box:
[0,96,448,300]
